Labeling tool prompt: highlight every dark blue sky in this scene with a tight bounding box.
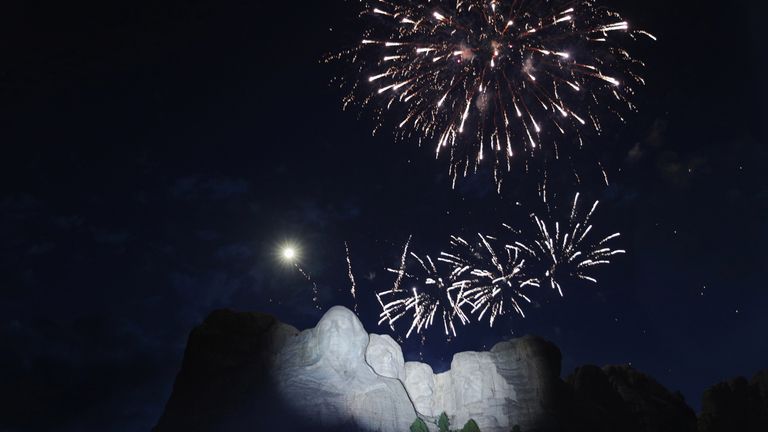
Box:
[1,0,766,431]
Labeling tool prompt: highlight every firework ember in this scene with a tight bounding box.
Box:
[379,248,471,338]
[439,234,538,326]
[377,193,625,339]
[332,0,654,189]
[519,192,626,296]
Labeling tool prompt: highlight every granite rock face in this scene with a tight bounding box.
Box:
[561,364,698,432]
[366,333,406,381]
[272,306,416,432]
[698,370,768,432]
[152,309,299,432]
[602,365,697,432]
[402,336,562,432]
[155,305,763,432]
[154,306,562,432]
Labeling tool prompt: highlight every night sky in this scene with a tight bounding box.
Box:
[1,0,766,431]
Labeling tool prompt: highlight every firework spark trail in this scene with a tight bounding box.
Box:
[379,248,471,338]
[439,233,539,327]
[345,241,358,312]
[375,193,625,339]
[332,0,655,189]
[295,264,322,310]
[522,193,626,295]
[392,235,412,292]
[379,235,412,330]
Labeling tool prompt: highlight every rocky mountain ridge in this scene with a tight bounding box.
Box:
[154,306,767,432]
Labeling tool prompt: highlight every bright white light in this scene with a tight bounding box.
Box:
[281,246,297,262]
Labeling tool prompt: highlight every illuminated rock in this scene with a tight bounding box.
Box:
[271,306,562,432]
[273,306,416,432]
[160,306,720,432]
[404,361,437,417]
[365,333,405,381]
[402,336,562,432]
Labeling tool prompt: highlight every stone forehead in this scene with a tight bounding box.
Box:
[317,306,367,333]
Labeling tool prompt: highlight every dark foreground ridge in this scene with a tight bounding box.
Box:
[154,308,768,432]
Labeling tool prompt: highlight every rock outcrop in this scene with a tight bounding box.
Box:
[154,305,768,432]
[272,306,416,432]
[366,333,406,381]
[560,365,698,432]
[698,370,768,432]
[154,306,417,432]
[152,309,297,432]
[401,336,562,431]
[154,306,562,432]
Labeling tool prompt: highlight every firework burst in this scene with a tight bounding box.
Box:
[375,193,625,339]
[516,192,626,295]
[439,234,538,326]
[378,248,471,338]
[333,0,654,189]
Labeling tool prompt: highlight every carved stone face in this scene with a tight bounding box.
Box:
[404,362,437,416]
[366,334,405,380]
[315,306,369,366]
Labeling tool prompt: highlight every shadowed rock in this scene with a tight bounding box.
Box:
[560,364,697,432]
[698,370,768,432]
[152,309,300,432]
